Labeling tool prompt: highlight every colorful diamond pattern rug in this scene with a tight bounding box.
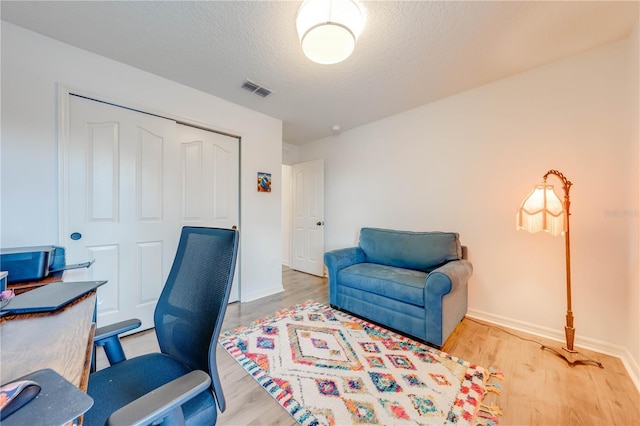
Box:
[220,302,501,426]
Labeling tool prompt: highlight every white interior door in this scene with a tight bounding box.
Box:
[291,159,325,276]
[65,95,179,330]
[63,95,240,330]
[176,124,240,302]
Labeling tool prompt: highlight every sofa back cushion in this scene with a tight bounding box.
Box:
[358,228,461,272]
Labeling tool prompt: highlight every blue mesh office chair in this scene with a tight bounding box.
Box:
[86,227,239,426]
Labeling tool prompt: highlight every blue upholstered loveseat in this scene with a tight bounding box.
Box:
[324,228,473,348]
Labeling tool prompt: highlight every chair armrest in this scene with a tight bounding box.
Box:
[324,247,366,305]
[95,318,142,342]
[106,370,211,426]
[94,319,141,366]
[424,259,473,296]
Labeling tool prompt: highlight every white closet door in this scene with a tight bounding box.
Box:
[177,124,240,302]
[65,95,179,330]
[63,96,240,329]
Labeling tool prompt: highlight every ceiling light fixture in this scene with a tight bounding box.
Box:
[296,0,366,65]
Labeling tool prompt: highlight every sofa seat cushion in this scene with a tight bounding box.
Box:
[338,263,427,307]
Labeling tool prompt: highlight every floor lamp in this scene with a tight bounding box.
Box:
[516,169,602,368]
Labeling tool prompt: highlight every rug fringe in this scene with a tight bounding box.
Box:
[475,367,503,425]
[482,368,503,396]
[479,403,503,417]
[474,403,503,426]
[475,416,499,426]
[489,367,504,380]
[484,382,502,395]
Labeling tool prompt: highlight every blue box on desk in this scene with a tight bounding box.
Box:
[0,246,56,283]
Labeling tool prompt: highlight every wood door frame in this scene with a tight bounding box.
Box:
[57,84,243,298]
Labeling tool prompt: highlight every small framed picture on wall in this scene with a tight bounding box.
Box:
[257,172,272,192]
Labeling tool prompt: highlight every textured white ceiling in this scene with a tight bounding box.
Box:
[2,1,638,145]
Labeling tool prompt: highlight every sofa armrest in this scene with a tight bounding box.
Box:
[423,259,473,346]
[324,247,366,271]
[324,247,366,305]
[424,259,473,296]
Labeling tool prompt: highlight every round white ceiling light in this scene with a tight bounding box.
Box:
[296,0,366,65]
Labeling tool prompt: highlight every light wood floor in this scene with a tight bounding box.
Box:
[98,267,640,425]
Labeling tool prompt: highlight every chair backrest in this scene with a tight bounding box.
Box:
[154,227,239,377]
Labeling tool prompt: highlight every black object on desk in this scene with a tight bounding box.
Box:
[0,280,107,314]
[0,368,93,426]
[0,379,41,420]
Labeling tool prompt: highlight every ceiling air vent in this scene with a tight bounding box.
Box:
[241,79,273,98]
[254,87,273,98]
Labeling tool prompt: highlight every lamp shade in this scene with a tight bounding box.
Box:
[296,0,366,64]
[516,184,566,236]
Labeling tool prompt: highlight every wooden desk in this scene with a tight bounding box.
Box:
[0,292,97,392]
[7,275,63,295]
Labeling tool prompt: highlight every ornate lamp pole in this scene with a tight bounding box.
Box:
[517,170,602,367]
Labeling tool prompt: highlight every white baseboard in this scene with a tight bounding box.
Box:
[467,308,640,393]
[241,285,284,303]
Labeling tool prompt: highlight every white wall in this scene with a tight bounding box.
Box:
[1,22,283,302]
[300,37,639,379]
[282,142,300,166]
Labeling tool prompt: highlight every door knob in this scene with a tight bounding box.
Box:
[316,221,324,226]
[70,232,82,240]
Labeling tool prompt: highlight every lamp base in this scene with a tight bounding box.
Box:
[540,344,603,368]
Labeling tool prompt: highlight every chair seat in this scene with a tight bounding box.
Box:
[86,353,216,426]
[338,263,427,307]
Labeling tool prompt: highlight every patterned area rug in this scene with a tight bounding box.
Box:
[220,302,502,426]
